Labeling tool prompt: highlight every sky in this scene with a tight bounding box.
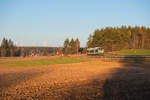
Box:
[0,0,150,47]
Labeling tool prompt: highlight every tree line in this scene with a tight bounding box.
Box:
[0,37,81,57]
[0,38,58,57]
[87,26,150,51]
[0,38,23,57]
[63,38,80,55]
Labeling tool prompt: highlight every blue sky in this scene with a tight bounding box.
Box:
[0,0,150,47]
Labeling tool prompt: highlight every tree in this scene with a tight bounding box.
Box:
[69,38,75,54]
[64,38,69,55]
[1,48,7,57]
[0,38,17,57]
[87,34,93,48]
[15,47,21,56]
[20,48,25,57]
[43,49,48,56]
[1,38,9,57]
[8,39,15,56]
[75,38,80,54]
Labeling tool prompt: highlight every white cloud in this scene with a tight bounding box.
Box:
[42,41,48,46]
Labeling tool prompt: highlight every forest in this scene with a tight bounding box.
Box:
[0,38,57,57]
[87,26,150,51]
[0,37,82,57]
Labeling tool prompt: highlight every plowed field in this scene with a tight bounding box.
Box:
[0,57,150,100]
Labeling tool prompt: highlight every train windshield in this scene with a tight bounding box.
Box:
[98,48,104,51]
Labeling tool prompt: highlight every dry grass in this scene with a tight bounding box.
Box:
[0,56,150,100]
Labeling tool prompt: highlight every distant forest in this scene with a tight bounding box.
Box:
[0,38,58,57]
[87,26,150,51]
[0,37,84,57]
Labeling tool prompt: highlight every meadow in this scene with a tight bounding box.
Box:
[0,57,87,67]
[114,49,150,55]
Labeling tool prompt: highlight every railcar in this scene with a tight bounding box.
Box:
[87,47,104,56]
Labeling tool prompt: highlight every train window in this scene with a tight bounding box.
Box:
[99,48,104,51]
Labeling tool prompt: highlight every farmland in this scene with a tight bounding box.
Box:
[0,57,87,67]
[0,56,150,100]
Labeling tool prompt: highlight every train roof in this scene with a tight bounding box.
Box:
[87,47,103,51]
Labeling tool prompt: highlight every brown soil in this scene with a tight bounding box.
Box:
[0,57,150,100]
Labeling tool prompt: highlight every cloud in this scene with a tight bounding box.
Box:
[42,41,49,46]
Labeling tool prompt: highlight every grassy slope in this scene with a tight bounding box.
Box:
[115,49,150,55]
[0,57,87,67]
